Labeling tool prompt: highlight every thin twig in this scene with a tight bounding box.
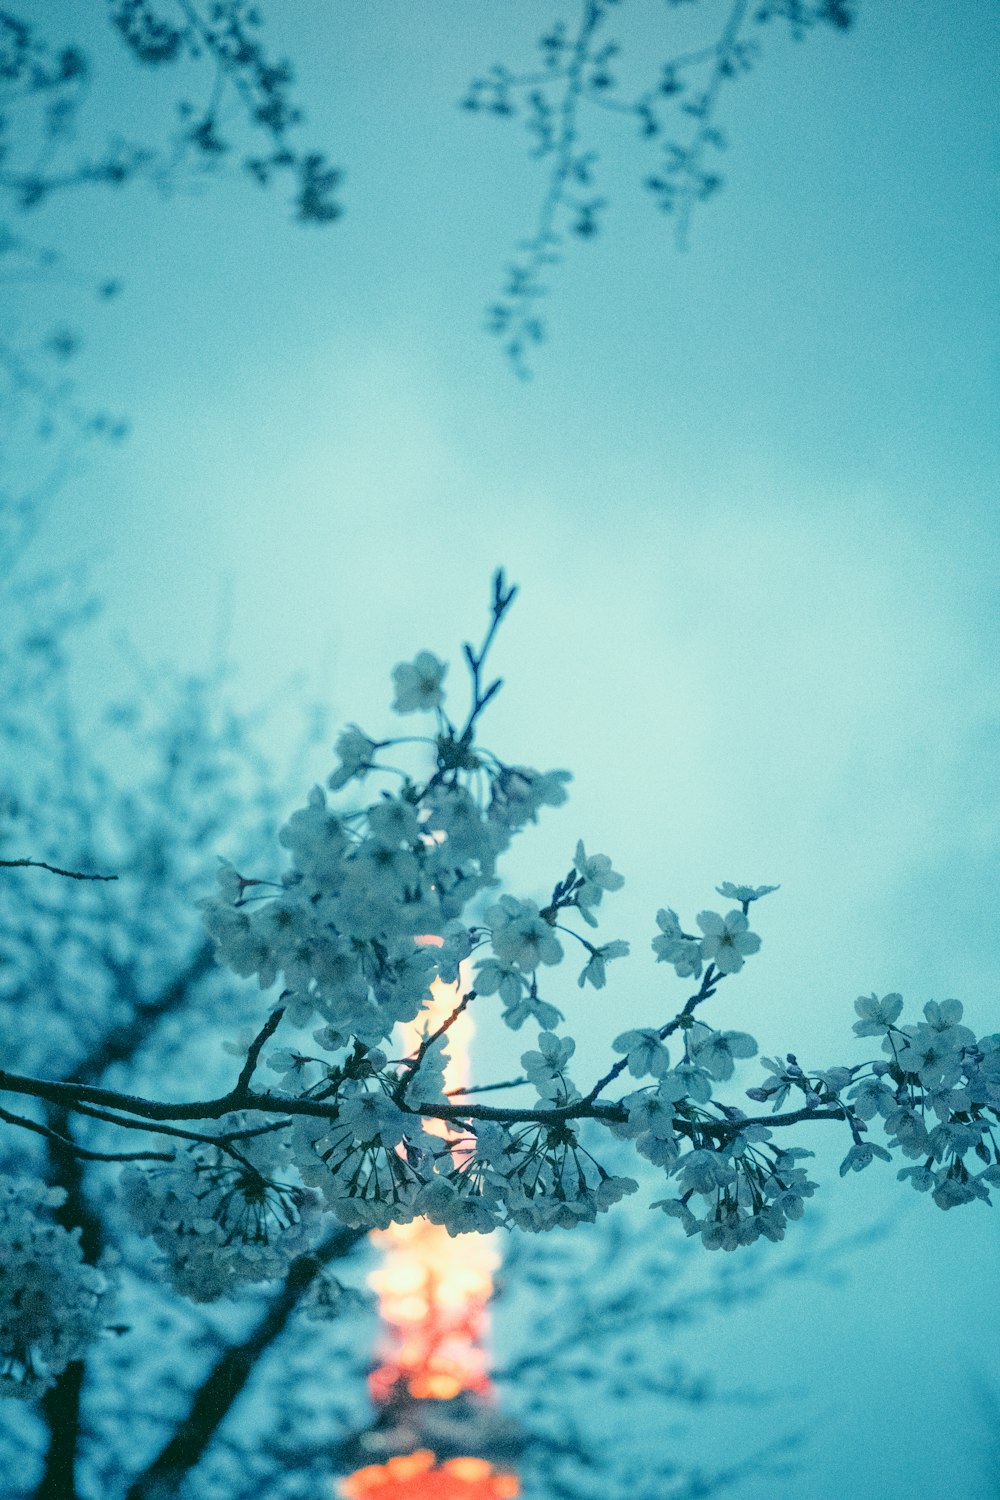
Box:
[70,1098,292,1149]
[582,965,721,1105]
[236,1006,286,1091]
[1,857,117,881]
[446,1075,528,1097]
[0,1104,173,1162]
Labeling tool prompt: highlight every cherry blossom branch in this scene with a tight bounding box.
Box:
[582,964,722,1105]
[0,1062,852,1139]
[68,1098,293,1150]
[481,0,605,377]
[399,990,475,1086]
[474,0,854,373]
[454,566,519,744]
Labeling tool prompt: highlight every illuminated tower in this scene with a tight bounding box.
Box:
[339,966,522,1499]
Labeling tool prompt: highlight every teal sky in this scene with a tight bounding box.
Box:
[16,2,1000,1496]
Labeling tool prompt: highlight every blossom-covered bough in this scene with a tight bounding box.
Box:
[2,569,998,1396]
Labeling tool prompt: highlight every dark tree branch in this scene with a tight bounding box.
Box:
[0,1104,173,1161]
[0,1063,849,1140]
[475,0,855,373]
[34,1109,106,1500]
[235,1005,286,1091]
[0,857,117,881]
[123,1225,364,1500]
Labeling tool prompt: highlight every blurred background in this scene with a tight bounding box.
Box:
[3,3,998,1497]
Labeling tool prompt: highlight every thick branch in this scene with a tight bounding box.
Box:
[123,1225,363,1500]
[0,1064,849,1139]
[34,1109,106,1500]
[235,1006,286,1091]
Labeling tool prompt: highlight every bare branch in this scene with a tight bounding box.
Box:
[235,1006,286,1092]
[0,1104,174,1162]
[0,857,117,881]
[123,1225,364,1500]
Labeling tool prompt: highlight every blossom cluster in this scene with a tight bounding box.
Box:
[757,994,1000,1210]
[171,609,1000,1255]
[198,615,1000,1257]
[120,1117,322,1301]
[2,578,998,1383]
[199,694,571,1053]
[0,1176,113,1397]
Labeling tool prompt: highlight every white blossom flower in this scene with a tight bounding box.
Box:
[416,1179,499,1236]
[578,939,629,989]
[522,1032,576,1101]
[573,840,625,915]
[337,1091,409,1147]
[884,1105,930,1157]
[847,1074,896,1120]
[367,795,421,847]
[291,1114,425,1229]
[668,1062,714,1105]
[278,784,350,883]
[391,651,447,713]
[214,856,247,904]
[675,1149,737,1196]
[696,909,761,975]
[488,766,571,831]
[328,725,378,790]
[894,1023,968,1091]
[266,1048,321,1091]
[651,1197,700,1235]
[715,882,780,904]
[898,1164,935,1193]
[932,1174,986,1210]
[199,903,279,989]
[853,992,904,1037]
[687,1023,758,1082]
[120,1127,321,1301]
[436,922,473,983]
[473,955,526,1008]
[839,1142,893,1176]
[499,988,563,1032]
[487,896,563,971]
[613,1029,670,1079]
[651,907,703,979]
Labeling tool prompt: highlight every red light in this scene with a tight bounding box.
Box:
[341,1449,519,1499]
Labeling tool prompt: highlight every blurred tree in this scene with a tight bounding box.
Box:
[469,0,854,373]
[0,0,342,469]
[0,0,856,446]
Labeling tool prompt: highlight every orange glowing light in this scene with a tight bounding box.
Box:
[342,953,520,1499]
[341,1450,519,1500]
[367,961,500,1405]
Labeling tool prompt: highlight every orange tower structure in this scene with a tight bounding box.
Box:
[340,962,521,1499]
